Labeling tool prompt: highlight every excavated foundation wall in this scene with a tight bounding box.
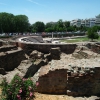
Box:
[0,45,17,52]
[15,42,77,54]
[8,41,100,96]
[10,41,100,54]
[37,69,67,94]
[67,67,100,96]
[0,41,2,47]
[86,43,100,54]
[37,67,100,96]
[0,46,25,74]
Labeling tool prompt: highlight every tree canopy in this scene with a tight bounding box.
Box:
[0,12,15,33]
[87,27,99,41]
[32,21,45,32]
[0,12,29,33]
[14,15,29,32]
[0,12,100,33]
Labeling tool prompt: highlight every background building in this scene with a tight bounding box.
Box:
[70,15,100,27]
[95,14,100,26]
[70,19,81,27]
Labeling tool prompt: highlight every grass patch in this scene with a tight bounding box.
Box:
[60,37,100,43]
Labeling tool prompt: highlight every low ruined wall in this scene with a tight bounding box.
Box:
[37,69,67,94]
[0,41,3,47]
[85,43,100,54]
[0,45,17,52]
[67,67,100,96]
[16,42,77,54]
[0,48,25,74]
[91,44,100,54]
[37,67,100,96]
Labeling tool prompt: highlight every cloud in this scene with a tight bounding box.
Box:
[27,0,46,7]
[0,2,7,5]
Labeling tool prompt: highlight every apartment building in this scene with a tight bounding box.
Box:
[48,14,100,28]
[70,19,81,27]
[84,19,90,27]
[70,18,96,27]
[81,19,85,27]
[95,14,100,26]
[89,18,96,27]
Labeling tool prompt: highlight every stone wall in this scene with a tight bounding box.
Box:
[16,42,77,54]
[0,41,3,47]
[67,67,100,96]
[0,45,17,52]
[0,47,26,74]
[37,69,67,94]
[86,42,100,54]
[36,67,100,96]
[91,44,100,54]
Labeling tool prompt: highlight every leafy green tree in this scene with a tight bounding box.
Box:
[45,22,53,29]
[67,26,74,32]
[0,12,15,33]
[45,28,54,32]
[0,12,30,33]
[45,22,56,32]
[63,21,70,28]
[27,23,33,32]
[32,21,45,32]
[14,15,29,33]
[56,19,64,32]
[87,28,99,41]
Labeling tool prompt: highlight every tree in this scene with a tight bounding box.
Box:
[87,28,99,41]
[0,12,30,33]
[45,22,56,32]
[27,23,33,32]
[67,26,74,32]
[63,21,70,28]
[33,21,45,32]
[0,12,15,33]
[14,15,29,33]
[56,19,64,32]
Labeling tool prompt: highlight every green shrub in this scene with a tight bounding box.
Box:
[1,74,38,100]
[87,28,99,41]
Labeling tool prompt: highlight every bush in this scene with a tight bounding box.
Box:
[1,74,38,100]
[87,28,99,41]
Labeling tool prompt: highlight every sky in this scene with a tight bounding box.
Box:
[0,0,100,24]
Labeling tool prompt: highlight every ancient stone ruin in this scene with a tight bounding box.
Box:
[0,45,26,74]
[35,44,100,96]
[0,37,100,97]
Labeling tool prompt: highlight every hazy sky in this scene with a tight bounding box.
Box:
[0,0,100,24]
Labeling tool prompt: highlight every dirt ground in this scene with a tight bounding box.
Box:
[34,93,82,100]
[0,88,1,95]
[34,92,100,100]
[0,88,100,100]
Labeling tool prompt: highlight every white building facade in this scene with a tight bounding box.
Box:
[70,12,100,28]
[89,18,96,27]
[95,14,100,26]
[70,19,81,27]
